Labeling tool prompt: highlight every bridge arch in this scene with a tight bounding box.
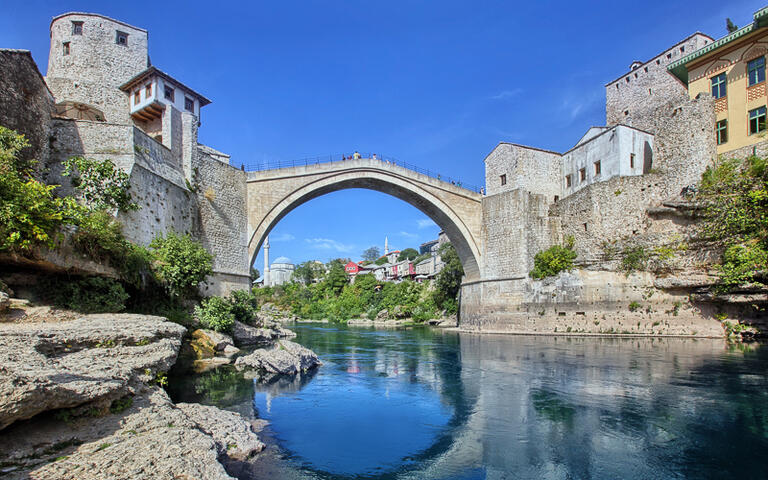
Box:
[246,161,483,280]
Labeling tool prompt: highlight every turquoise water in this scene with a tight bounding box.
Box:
[168,324,768,479]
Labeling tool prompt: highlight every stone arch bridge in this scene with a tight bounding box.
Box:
[246,157,484,280]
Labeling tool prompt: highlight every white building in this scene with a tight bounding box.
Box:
[268,256,295,286]
[561,125,654,197]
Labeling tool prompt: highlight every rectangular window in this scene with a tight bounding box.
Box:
[62,42,70,56]
[579,167,586,182]
[134,91,141,105]
[145,84,152,97]
[748,57,766,86]
[500,174,506,186]
[711,73,726,99]
[72,21,83,35]
[184,97,194,112]
[594,160,601,175]
[749,106,767,135]
[630,153,635,169]
[116,31,128,46]
[565,175,572,188]
[716,119,728,145]
[164,86,174,102]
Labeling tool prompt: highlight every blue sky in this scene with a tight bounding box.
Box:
[2,0,764,270]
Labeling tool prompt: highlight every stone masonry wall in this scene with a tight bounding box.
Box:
[0,50,55,169]
[194,148,250,296]
[460,271,724,337]
[720,139,768,160]
[484,143,561,201]
[481,189,558,278]
[606,33,712,128]
[46,13,148,125]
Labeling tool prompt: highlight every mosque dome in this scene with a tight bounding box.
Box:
[272,256,293,265]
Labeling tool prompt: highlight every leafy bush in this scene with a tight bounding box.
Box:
[195,296,235,333]
[529,237,577,280]
[228,289,258,323]
[698,156,768,290]
[62,156,138,212]
[628,301,642,312]
[717,243,768,291]
[621,246,650,274]
[150,232,213,299]
[53,277,129,313]
[0,127,77,253]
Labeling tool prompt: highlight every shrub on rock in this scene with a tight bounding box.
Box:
[195,296,235,333]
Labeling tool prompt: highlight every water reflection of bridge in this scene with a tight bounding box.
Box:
[399,335,744,479]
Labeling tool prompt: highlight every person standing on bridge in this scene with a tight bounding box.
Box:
[353,151,361,160]
[372,153,378,161]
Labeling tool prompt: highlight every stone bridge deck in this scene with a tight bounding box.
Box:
[245,157,484,280]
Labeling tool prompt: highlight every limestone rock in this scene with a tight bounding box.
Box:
[189,329,216,359]
[0,291,8,313]
[235,340,321,376]
[176,402,264,461]
[376,309,388,320]
[222,344,241,358]
[231,320,276,346]
[0,314,186,431]
[275,326,297,338]
[231,321,295,346]
[202,329,234,351]
[0,387,254,480]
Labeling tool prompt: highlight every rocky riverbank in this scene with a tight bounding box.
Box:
[0,306,320,479]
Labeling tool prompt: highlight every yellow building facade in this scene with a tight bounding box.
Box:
[669,7,768,155]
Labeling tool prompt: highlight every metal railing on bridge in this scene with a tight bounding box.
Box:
[241,153,484,194]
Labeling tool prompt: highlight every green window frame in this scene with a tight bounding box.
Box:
[748,57,766,86]
[715,119,728,145]
[711,73,727,99]
[749,106,767,135]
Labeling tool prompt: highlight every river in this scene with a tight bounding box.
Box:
[167,324,768,480]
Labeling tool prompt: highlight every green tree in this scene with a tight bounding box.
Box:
[324,261,348,295]
[433,243,464,313]
[362,246,381,262]
[293,260,324,284]
[150,231,213,299]
[726,18,738,33]
[398,248,419,261]
[250,266,260,279]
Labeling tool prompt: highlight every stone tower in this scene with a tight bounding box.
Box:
[263,236,271,287]
[46,13,149,124]
[384,236,389,255]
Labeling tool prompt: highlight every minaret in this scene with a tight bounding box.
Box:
[263,236,271,287]
[384,236,389,255]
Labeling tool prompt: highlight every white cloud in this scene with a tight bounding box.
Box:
[400,231,418,239]
[270,233,295,242]
[490,88,523,101]
[417,219,436,229]
[305,237,355,253]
